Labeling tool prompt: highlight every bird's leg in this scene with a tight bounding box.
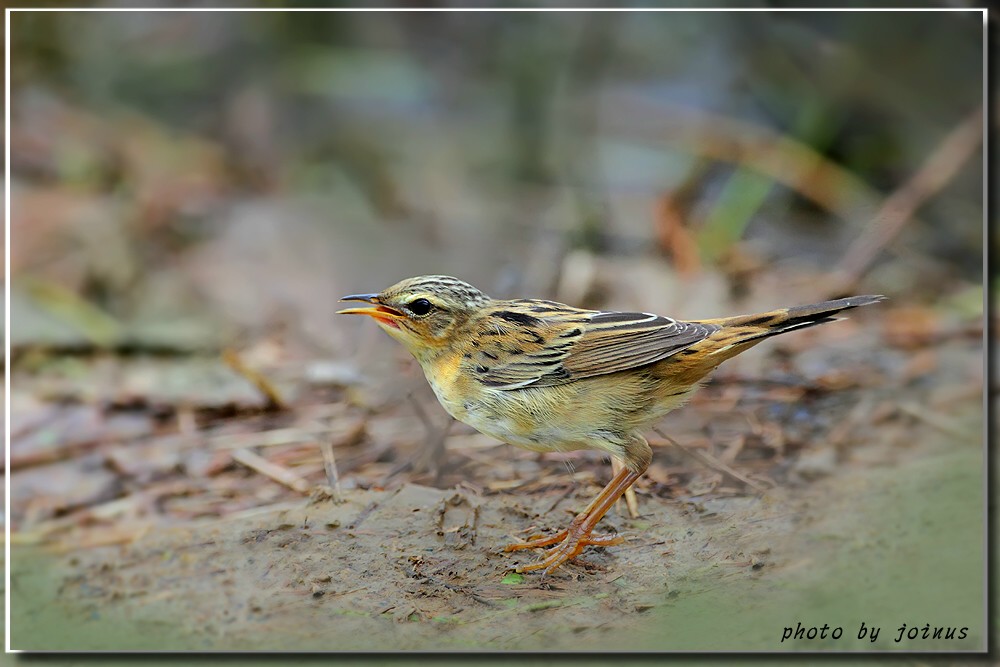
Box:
[611,457,640,519]
[504,465,642,573]
[504,484,621,549]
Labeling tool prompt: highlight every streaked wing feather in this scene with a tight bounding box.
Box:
[560,314,715,380]
[475,303,718,391]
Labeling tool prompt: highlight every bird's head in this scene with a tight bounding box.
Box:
[337,275,491,360]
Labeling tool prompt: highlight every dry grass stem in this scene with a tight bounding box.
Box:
[320,438,343,500]
[232,448,311,494]
[222,348,287,410]
[652,427,767,495]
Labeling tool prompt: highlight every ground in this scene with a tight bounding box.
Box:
[8,317,984,652]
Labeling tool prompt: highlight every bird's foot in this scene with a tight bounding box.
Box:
[503,465,641,574]
[504,520,624,574]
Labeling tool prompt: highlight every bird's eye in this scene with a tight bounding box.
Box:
[407,298,433,316]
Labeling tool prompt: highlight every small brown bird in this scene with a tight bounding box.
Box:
[339,275,883,573]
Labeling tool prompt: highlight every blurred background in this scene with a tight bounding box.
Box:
[8,5,985,528]
[6,9,987,650]
[10,6,986,519]
[9,10,983,351]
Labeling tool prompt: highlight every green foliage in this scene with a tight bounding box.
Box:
[500,572,524,585]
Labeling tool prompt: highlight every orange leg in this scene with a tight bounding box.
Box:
[503,466,642,574]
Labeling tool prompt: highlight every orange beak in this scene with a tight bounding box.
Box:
[337,294,405,329]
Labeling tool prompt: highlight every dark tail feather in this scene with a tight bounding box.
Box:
[774,294,887,331]
[708,294,886,347]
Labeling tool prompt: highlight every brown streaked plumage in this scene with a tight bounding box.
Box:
[339,275,884,574]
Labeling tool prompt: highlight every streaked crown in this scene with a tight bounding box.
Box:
[380,275,491,310]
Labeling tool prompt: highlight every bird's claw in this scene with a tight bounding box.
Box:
[505,530,624,573]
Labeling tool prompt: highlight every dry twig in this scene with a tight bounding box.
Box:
[231,448,310,493]
[211,425,325,450]
[319,438,343,501]
[831,106,984,293]
[651,427,767,494]
[222,348,286,410]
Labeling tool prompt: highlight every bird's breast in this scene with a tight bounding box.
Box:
[421,352,472,418]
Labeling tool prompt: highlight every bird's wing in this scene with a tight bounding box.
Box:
[471,300,718,391]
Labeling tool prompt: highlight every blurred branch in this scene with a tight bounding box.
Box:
[21,277,122,348]
[232,448,310,494]
[222,348,287,411]
[602,95,892,224]
[599,96,983,294]
[829,106,984,295]
[653,160,709,275]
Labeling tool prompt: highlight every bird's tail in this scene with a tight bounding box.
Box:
[693,294,886,362]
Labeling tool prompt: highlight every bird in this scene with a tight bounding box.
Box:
[338,275,884,574]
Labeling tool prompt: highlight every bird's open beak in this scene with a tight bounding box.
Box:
[337,294,405,325]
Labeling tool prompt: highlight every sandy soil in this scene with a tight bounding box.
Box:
[9,333,984,652]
